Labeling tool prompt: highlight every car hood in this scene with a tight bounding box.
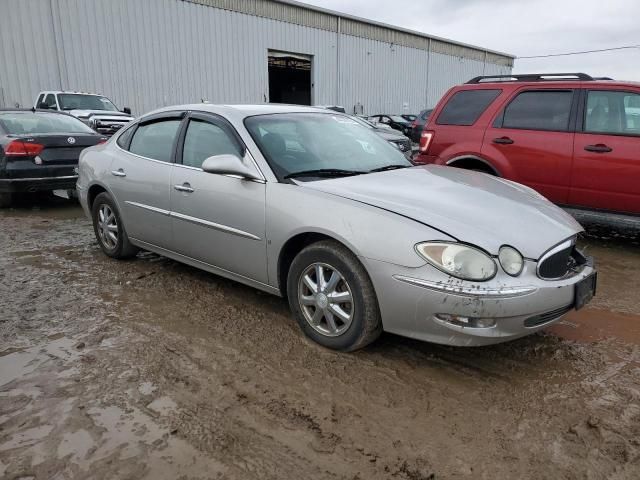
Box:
[303,165,583,259]
[68,110,133,120]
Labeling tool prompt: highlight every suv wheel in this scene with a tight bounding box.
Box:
[91,192,138,259]
[287,240,382,351]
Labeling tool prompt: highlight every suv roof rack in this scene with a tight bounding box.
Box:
[466,73,594,84]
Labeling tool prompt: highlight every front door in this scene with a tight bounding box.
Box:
[170,112,268,283]
[482,89,577,203]
[108,113,184,247]
[570,89,640,214]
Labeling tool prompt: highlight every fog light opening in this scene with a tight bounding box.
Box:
[435,314,496,329]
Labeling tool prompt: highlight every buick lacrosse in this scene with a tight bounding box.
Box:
[77,105,596,351]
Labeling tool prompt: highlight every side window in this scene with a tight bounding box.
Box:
[585,90,640,135]
[129,119,181,162]
[116,123,136,149]
[44,94,57,110]
[502,90,573,131]
[182,119,243,168]
[36,94,44,107]
[436,89,501,126]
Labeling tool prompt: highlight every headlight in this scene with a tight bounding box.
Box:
[498,245,524,276]
[416,242,497,281]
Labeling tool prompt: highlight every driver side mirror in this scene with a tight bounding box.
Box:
[122,107,132,115]
[201,154,263,181]
[37,102,50,110]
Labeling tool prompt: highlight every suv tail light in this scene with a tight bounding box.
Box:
[5,140,45,157]
[419,130,434,153]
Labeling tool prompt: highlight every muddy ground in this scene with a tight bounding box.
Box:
[0,195,639,480]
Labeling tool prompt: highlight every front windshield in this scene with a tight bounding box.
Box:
[58,94,118,112]
[245,113,411,181]
[0,112,95,134]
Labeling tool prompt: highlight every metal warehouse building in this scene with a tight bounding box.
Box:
[0,0,514,116]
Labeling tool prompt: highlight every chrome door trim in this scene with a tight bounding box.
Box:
[124,201,171,216]
[126,200,262,240]
[170,211,261,240]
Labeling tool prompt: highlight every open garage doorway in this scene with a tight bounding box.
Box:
[268,51,312,105]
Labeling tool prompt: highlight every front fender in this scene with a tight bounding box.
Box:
[266,183,455,288]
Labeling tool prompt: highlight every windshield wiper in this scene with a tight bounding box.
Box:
[284,168,365,179]
[369,164,410,173]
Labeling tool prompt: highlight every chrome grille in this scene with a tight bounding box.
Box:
[524,305,572,328]
[537,238,577,280]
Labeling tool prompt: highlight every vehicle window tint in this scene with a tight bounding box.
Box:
[585,90,640,135]
[36,94,44,106]
[116,124,136,149]
[502,90,573,131]
[44,94,57,109]
[129,119,181,162]
[182,119,243,168]
[0,112,95,134]
[436,89,501,126]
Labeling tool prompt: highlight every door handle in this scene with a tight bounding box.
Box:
[174,183,194,193]
[584,144,612,153]
[111,168,126,177]
[492,137,514,145]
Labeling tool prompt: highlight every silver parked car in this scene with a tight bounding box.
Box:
[77,105,596,351]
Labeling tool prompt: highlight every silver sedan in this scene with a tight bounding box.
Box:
[77,104,596,351]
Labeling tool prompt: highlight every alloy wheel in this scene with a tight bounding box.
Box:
[298,262,354,337]
[97,204,119,249]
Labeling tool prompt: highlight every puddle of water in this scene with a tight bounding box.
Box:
[57,429,95,464]
[146,396,178,416]
[0,337,80,387]
[0,424,54,451]
[549,308,640,344]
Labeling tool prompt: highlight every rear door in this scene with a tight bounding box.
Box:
[170,112,267,283]
[570,88,640,214]
[108,112,184,248]
[482,88,578,203]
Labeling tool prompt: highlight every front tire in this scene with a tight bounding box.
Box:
[287,240,382,351]
[91,192,138,259]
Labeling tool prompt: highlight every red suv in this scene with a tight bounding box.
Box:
[415,73,640,216]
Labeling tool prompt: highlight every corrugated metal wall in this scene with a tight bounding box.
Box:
[0,0,512,115]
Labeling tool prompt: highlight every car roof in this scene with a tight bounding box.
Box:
[0,108,75,116]
[143,103,345,121]
[456,79,640,89]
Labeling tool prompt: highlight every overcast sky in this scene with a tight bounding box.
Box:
[303,0,640,80]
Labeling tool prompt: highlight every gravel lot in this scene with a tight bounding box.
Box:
[1,195,639,480]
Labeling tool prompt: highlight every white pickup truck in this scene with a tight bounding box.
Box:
[34,91,134,136]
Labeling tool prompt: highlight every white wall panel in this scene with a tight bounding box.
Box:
[0,0,512,115]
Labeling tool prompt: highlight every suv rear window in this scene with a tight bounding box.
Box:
[436,89,501,126]
[502,90,573,131]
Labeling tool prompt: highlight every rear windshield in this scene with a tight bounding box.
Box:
[58,94,118,111]
[436,89,501,126]
[0,112,95,135]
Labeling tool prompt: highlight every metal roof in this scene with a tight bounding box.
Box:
[181,0,515,64]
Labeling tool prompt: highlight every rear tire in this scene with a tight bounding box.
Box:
[0,192,12,208]
[91,192,138,259]
[287,240,382,351]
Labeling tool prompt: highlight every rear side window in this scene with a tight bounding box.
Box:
[502,90,573,131]
[116,124,136,149]
[129,120,181,162]
[585,90,640,135]
[436,89,501,126]
[0,112,95,134]
[44,94,57,109]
